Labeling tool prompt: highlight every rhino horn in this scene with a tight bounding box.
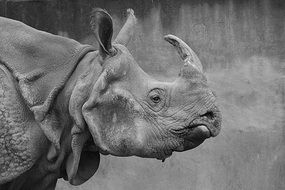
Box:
[114,8,137,46]
[164,34,203,73]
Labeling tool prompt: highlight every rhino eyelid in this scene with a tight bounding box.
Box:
[146,88,166,111]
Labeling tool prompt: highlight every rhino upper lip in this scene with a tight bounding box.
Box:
[170,117,214,138]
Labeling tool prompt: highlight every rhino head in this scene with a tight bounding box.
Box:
[65,9,221,185]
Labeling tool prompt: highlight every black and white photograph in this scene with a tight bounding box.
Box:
[0,0,284,190]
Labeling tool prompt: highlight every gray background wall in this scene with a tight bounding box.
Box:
[1,0,284,190]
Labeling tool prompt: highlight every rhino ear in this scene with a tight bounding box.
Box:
[90,8,116,60]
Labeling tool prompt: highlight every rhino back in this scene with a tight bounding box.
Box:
[0,16,94,111]
[0,16,80,74]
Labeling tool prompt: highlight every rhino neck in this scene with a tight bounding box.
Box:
[56,51,101,116]
[53,50,102,155]
[52,50,103,183]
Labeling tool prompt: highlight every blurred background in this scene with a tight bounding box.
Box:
[1,0,284,189]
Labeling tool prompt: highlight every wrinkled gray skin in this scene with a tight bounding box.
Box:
[0,9,221,190]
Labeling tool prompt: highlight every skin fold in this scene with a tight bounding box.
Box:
[0,8,221,190]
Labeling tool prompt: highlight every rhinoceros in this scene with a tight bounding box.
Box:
[0,8,221,190]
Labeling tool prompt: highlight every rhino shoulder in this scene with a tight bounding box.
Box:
[0,63,46,185]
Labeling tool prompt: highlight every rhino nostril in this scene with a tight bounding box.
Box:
[200,111,214,120]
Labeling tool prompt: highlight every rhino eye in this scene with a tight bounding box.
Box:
[150,95,161,103]
[147,88,166,111]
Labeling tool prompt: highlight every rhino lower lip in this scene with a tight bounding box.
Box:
[190,124,212,138]
[195,125,211,138]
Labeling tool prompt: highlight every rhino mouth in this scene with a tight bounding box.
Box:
[186,108,222,137]
[187,124,211,137]
[171,122,211,138]
[155,126,210,161]
[172,108,220,135]
[169,108,221,153]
